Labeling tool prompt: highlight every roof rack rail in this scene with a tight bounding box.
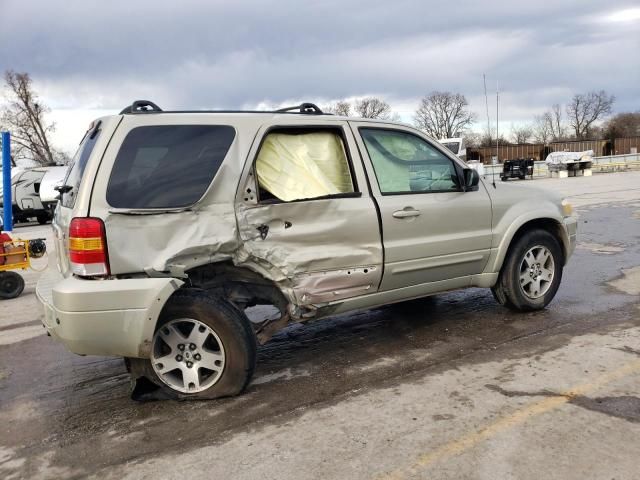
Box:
[120,100,163,114]
[118,100,328,115]
[275,103,325,115]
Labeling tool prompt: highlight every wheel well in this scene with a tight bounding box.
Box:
[508,218,567,265]
[181,262,292,344]
[184,262,289,316]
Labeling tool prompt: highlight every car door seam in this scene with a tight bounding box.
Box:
[348,121,385,291]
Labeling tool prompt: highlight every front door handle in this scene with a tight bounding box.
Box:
[393,208,421,219]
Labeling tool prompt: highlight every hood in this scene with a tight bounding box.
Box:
[486,179,564,204]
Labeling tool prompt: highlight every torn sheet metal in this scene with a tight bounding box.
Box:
[236,194,382,286]
[104,201,240,275]
[293,266,379,304]
[100,115,384,315]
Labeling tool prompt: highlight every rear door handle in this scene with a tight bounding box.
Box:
[392,208,421,218]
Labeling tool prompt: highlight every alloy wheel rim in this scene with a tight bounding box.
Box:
[519,245,555,299]
[151,318,226,393]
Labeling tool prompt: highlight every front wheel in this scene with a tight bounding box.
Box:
[491,229,563,311]
[129,289,256,399]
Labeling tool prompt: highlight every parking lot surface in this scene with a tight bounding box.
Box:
[1,171,639,479]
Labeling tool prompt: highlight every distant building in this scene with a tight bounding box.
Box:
[467,136,640,163]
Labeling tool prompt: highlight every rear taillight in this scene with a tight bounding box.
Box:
[68,217,109,277]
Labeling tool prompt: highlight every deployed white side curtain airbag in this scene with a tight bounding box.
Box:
[256,132,354,202]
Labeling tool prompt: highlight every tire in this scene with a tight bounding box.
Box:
[491,229,563,311]
[129,289,256,400]
[0,271,25,299]
[37,214,49,225]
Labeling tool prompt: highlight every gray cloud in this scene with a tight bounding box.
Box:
[1,0,638,124]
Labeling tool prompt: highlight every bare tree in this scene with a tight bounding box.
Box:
[463,132,482,148]
[603,111,640,139]
[324,100,352,116]
[549,104,565,141]
[566,90,615,140]
[466,132,507,147]
[481,134,508,147]
[510,123,533,144]
[354,97,392,119]
[414,91,475,139]
[535,104,566,142]
[1,71,59,165]
[533,114,553,143]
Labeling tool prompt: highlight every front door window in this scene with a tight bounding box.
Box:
[359,128,459,194]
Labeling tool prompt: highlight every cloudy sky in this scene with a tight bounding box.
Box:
[1,0,639,154]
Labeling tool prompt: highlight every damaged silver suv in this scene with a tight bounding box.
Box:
[37,100,577,399]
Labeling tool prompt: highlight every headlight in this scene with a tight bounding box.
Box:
[561,198,573,217]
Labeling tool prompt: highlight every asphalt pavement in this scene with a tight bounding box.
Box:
[1,171,639,480]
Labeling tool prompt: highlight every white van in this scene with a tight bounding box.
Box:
[439,138,466,161]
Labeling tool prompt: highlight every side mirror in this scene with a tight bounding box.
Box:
[54,184,72,194]
[54,184,72,201]
[463,168,480,191]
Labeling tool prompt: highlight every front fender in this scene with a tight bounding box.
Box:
[485,202,567,274]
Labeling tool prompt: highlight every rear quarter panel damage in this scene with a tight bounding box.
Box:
[92,114,383,313]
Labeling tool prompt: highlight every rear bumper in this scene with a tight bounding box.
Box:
[36,268,182,358]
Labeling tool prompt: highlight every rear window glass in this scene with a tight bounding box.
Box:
[106,125,235,209]
[61,124,102,208]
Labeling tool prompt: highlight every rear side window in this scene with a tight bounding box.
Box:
[255,128,356,203]
[61,124,102,208]
[107,125,235,209]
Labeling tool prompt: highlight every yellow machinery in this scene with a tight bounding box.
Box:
[0,237,47,299]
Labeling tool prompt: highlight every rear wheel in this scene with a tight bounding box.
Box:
[130,289,256,399]
[0,271,25,299]
[491,229,563,311]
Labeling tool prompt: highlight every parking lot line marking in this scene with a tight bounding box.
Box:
[380,358,640,480]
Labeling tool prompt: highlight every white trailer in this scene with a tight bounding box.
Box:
[39,166,68,214]
[0,167,61,224]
